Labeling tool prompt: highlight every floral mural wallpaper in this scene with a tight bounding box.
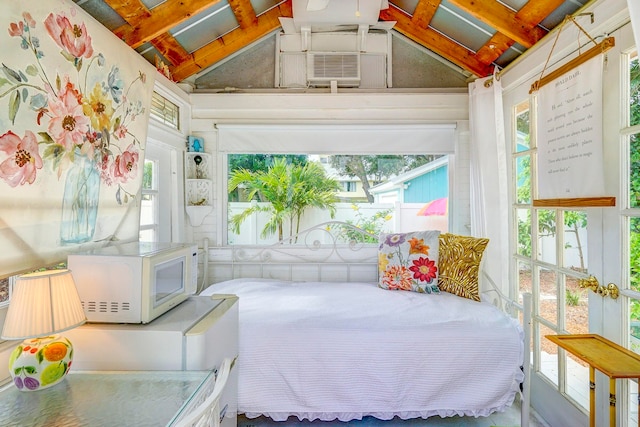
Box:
[0,0,155,277]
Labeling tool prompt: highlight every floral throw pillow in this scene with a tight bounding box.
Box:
[437,233,489,301]
[378,230,441,293]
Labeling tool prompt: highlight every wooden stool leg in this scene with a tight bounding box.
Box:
[609,377,616,427]
[590,366,596,427]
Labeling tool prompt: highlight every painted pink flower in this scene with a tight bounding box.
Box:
[44,12,93,59]
[23,12,36,28]
[114,124,127,139]
[111,144,139,184]
[0,131,43,187]
[47,80,89,151]
[8,21,24,37]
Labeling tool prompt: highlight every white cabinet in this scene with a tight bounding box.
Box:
[65,295,238,427]
[185,151,213,226]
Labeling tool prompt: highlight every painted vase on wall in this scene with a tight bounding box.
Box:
[60,153,100,245]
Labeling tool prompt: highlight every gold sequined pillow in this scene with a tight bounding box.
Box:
[437,233,489,301]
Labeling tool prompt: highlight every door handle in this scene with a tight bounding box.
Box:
[578,275,619,299]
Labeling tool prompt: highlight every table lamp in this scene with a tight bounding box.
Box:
[1,269,86,392]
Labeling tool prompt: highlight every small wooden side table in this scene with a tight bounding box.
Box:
[546,334,640,427]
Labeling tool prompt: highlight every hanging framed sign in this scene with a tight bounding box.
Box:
[530,15,615,208]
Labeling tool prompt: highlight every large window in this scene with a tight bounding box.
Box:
[140,141,177,242]
[226,153,449,244]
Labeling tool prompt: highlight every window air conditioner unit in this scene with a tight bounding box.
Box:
[307,52,360,86]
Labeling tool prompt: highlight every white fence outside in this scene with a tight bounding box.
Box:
[227,202,448,245]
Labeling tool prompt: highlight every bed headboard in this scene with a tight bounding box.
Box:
[203,221,516,315]
[207,221,379,284]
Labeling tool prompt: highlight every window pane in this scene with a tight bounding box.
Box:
[142,159,155,190]
[515,101,530,152]
[516,208,531,257]
[631,217,640,293]
[538,210,557,264]
[140,194,155,227]
[515,155,531,204]
[631,133,640,208]
[631,54,640,127]
[0,277,8,304]
[540,322,560,387]
[517,260,532,305]
[565,274,587,335]
[539,267,558,326]
[564,351,589,409]
[149,92,180,130]
[562,210,587,271]
[139,228,156,242]
[227,154,448,244]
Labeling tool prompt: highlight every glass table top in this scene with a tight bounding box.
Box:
[0,370,213,427]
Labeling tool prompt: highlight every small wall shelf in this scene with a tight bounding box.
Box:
[185,152,213,226]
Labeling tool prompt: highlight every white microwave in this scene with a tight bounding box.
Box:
[67,242,198,323]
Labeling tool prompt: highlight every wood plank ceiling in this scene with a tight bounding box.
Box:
[76,0,590,82]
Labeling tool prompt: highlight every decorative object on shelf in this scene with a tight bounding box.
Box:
[188,136,204,152]
[193,155,204,179]
[185,151,213,226]
[1,269,86,392]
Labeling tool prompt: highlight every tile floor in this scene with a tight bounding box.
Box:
[236,399,551,427]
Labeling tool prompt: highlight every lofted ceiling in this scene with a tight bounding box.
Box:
[74,0,591,84]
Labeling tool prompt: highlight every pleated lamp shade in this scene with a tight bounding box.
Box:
[2,269,86,340]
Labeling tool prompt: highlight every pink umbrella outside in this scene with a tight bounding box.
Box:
[417,197,447,216]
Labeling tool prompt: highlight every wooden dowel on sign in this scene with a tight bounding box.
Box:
[532,197,615,208]
[530,37,615,94]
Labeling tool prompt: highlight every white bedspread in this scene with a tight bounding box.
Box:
[201,279,524,422]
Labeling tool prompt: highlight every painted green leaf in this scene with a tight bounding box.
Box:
[60,50,74,63]
[36,349,44,364]
[25,64,38,76]
[38,132,54,144]
[1,63,22,83]
[9,90,20,125]
[0,77,9,88]
[24,366,37,374]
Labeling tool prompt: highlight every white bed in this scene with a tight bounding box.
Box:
[200,222,530,423]
[200,278,524,422]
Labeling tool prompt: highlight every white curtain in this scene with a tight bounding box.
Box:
[469,76,510,297]
[629,0,640,54]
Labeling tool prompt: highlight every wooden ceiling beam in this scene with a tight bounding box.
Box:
[113,0,224,49]
[447,0,548,48]
[103,0,151,22]
[517,0,567,27]
[475,32,515,65]
[380,7,493,77]
[151,33,192,67]
[411,0,441,28]
[171,2,292,81]
[228,0,258,30]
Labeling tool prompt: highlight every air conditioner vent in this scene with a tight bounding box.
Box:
[307,52,360,83]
